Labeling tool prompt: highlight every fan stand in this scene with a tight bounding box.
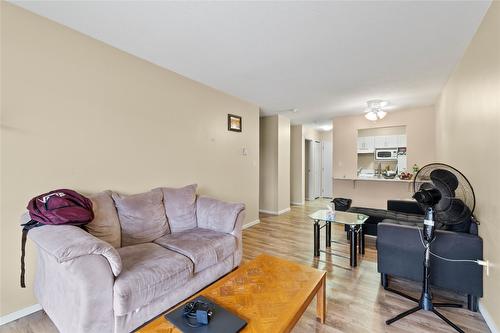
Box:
[385,240,465,333]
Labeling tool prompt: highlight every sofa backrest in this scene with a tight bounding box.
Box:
[156,184,198,233]
[112,189,170,247]
[86,190,122,248]
[66,185,212,248]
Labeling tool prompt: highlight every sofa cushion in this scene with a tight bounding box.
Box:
[158,184,197,233]
[112,189,170,246]
[154,228,236,273]
[114,243,193,315]
[86,190,121,248]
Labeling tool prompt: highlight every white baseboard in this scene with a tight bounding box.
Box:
[0,304,42,326]
[243,219,260,229]
[259,207,291,215]
[291,201,304,206]
[479,301,499,333]
[277,207,291,215]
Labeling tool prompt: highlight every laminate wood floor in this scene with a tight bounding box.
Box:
[0,199,490,333]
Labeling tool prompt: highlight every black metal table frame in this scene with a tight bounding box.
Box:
[313,220,365,267]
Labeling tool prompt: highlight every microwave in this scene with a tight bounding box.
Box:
[375,148,398,160]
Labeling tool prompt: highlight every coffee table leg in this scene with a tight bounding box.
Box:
[349,226,357,267]
[314,220,320,257]
[316,275,326,323]
[326,221,331,248]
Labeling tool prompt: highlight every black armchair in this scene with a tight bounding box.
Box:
[376,201,483,312]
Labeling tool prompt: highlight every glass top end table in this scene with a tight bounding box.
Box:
[309,210,369,268]
[309,210,368,225]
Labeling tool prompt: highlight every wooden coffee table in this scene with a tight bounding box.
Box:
[136,253,326,333]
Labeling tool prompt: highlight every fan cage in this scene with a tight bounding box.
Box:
[412,163,475,225]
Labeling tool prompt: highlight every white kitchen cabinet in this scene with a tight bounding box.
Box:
[357,136,374,153]
[387,135,399,147]
[374,135,398,148]
[374,136,384,148]
[397,134,407,147]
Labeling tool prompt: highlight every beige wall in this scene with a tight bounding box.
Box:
[358,125,405,137]
[320,129,332,143]
[333,107,435,208]
[435,2,499,329]
[290,125,305,204]
[277,116,290,211]
[303,125,321,141]
[259,115,290,213]
[259,116,278,212]
[0,3,259,316]
[333,107,435,180]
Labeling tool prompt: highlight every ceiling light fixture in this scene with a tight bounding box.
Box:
[365,99,388,121]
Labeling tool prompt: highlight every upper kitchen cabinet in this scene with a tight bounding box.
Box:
[374,135,399,148]
[397,134,407,147]
[357,136,375,153]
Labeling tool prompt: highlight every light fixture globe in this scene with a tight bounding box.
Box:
[376,110,387,119]
[365,99,388,121]
[365,111,378,121]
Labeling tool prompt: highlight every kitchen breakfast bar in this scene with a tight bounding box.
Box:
[332,176,414,211]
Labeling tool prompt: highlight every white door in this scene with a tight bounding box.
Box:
[305,140,321,200]
[321,141,333,197]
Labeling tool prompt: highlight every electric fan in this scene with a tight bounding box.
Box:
[385,163,476,333]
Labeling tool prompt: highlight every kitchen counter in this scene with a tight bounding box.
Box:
[334,176,413,183]
[332,176,414,209]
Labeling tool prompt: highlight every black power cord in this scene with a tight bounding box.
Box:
[183,300,214,328]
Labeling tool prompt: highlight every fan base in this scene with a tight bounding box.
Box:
[385,287,464,333]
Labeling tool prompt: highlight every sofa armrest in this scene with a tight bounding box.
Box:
[196,196,245,234]
[387,200,424,215]
[377,222,483,297]
[231,210,245,266]
[29,225,122,276]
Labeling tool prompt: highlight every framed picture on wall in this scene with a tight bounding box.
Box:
[228,114,242,132]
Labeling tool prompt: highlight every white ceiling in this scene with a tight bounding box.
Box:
[12,1,491,124]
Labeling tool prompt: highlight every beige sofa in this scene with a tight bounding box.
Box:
[28,185,244,333]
